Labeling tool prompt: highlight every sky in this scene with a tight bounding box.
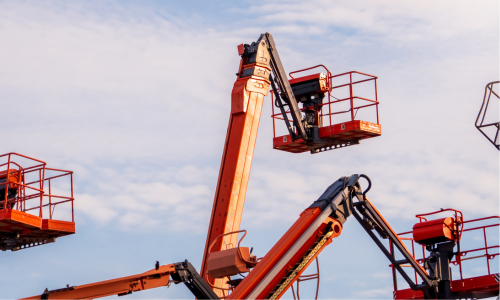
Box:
[0,0,499,299]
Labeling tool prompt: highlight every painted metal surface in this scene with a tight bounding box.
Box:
[199,49,270,294]
[393,210,499,299]
[21,264,175,299]
[0,153,75,251]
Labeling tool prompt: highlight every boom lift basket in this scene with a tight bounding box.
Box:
[272,66,381,153]
[391,209,499,299]
[0,153,75,251]
[475,81,499,150]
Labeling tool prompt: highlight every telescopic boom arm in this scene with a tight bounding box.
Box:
[21,260,218,300]
[200,32,315,295]
[228,174,435,299]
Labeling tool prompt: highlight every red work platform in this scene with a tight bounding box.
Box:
[391,209,499,299]
[0,153,75,251]
[272,66,381,153]
[273,120,381,153]
[395,274,499,299]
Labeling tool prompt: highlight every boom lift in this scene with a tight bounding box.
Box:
[201,32,381,294]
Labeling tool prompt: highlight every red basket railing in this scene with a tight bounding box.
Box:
[0,153,74,222]
[390,209,499,291]
[272,66,379,138]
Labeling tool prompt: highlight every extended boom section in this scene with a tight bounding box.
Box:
[228,175,359,299]
[22,260,219,300]
[200,32,321,294]
[199,33,271,294]
[228,174,433,299]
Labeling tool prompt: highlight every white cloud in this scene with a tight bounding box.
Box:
[251,0,498,41]
[76,175,213,232]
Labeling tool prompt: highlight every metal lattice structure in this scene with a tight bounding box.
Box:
[475,81,499,150]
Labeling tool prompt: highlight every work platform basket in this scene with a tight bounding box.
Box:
[392,209,499,299]
[0,153,75,251]
[272,66,381,153]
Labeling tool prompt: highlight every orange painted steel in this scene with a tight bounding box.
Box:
[21,264,175,300]
[227,208,342,300]
[200,50,271,295]
[206,230,258,279]
[0,153,75,251]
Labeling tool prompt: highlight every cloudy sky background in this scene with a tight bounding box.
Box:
[1,0,499,299]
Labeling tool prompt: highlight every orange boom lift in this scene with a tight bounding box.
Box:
[200,32,381,295]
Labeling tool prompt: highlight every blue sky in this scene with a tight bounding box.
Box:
[1,0,499,299]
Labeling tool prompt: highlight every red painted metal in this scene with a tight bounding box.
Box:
[391,209,499,299]
[228,209,342,299]
[206,230,258,279]
[412,217,457,245]
[0,153,75,251]
[272,68,381,153]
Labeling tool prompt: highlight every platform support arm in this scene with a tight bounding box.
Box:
[262,33,309,142]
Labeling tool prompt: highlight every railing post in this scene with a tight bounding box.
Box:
[375,78,379,124]
[328,88,332,126]
[349,72,354,121]
[71,173,74,223]
[48,179,52,219]
[3,154,12,211]
[39,168,43,218]
[484,228,490,275]
[271,93,276,138]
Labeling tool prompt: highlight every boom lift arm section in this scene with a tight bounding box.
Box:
[200,32,318,295]
[228,175,436,299]
[228,175,359,299]
[22,260,219,300]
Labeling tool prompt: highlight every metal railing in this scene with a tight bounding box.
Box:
[475,81,499,150]
[391,209,499,291]
[0,152,74,222]
[272,66,379,138]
